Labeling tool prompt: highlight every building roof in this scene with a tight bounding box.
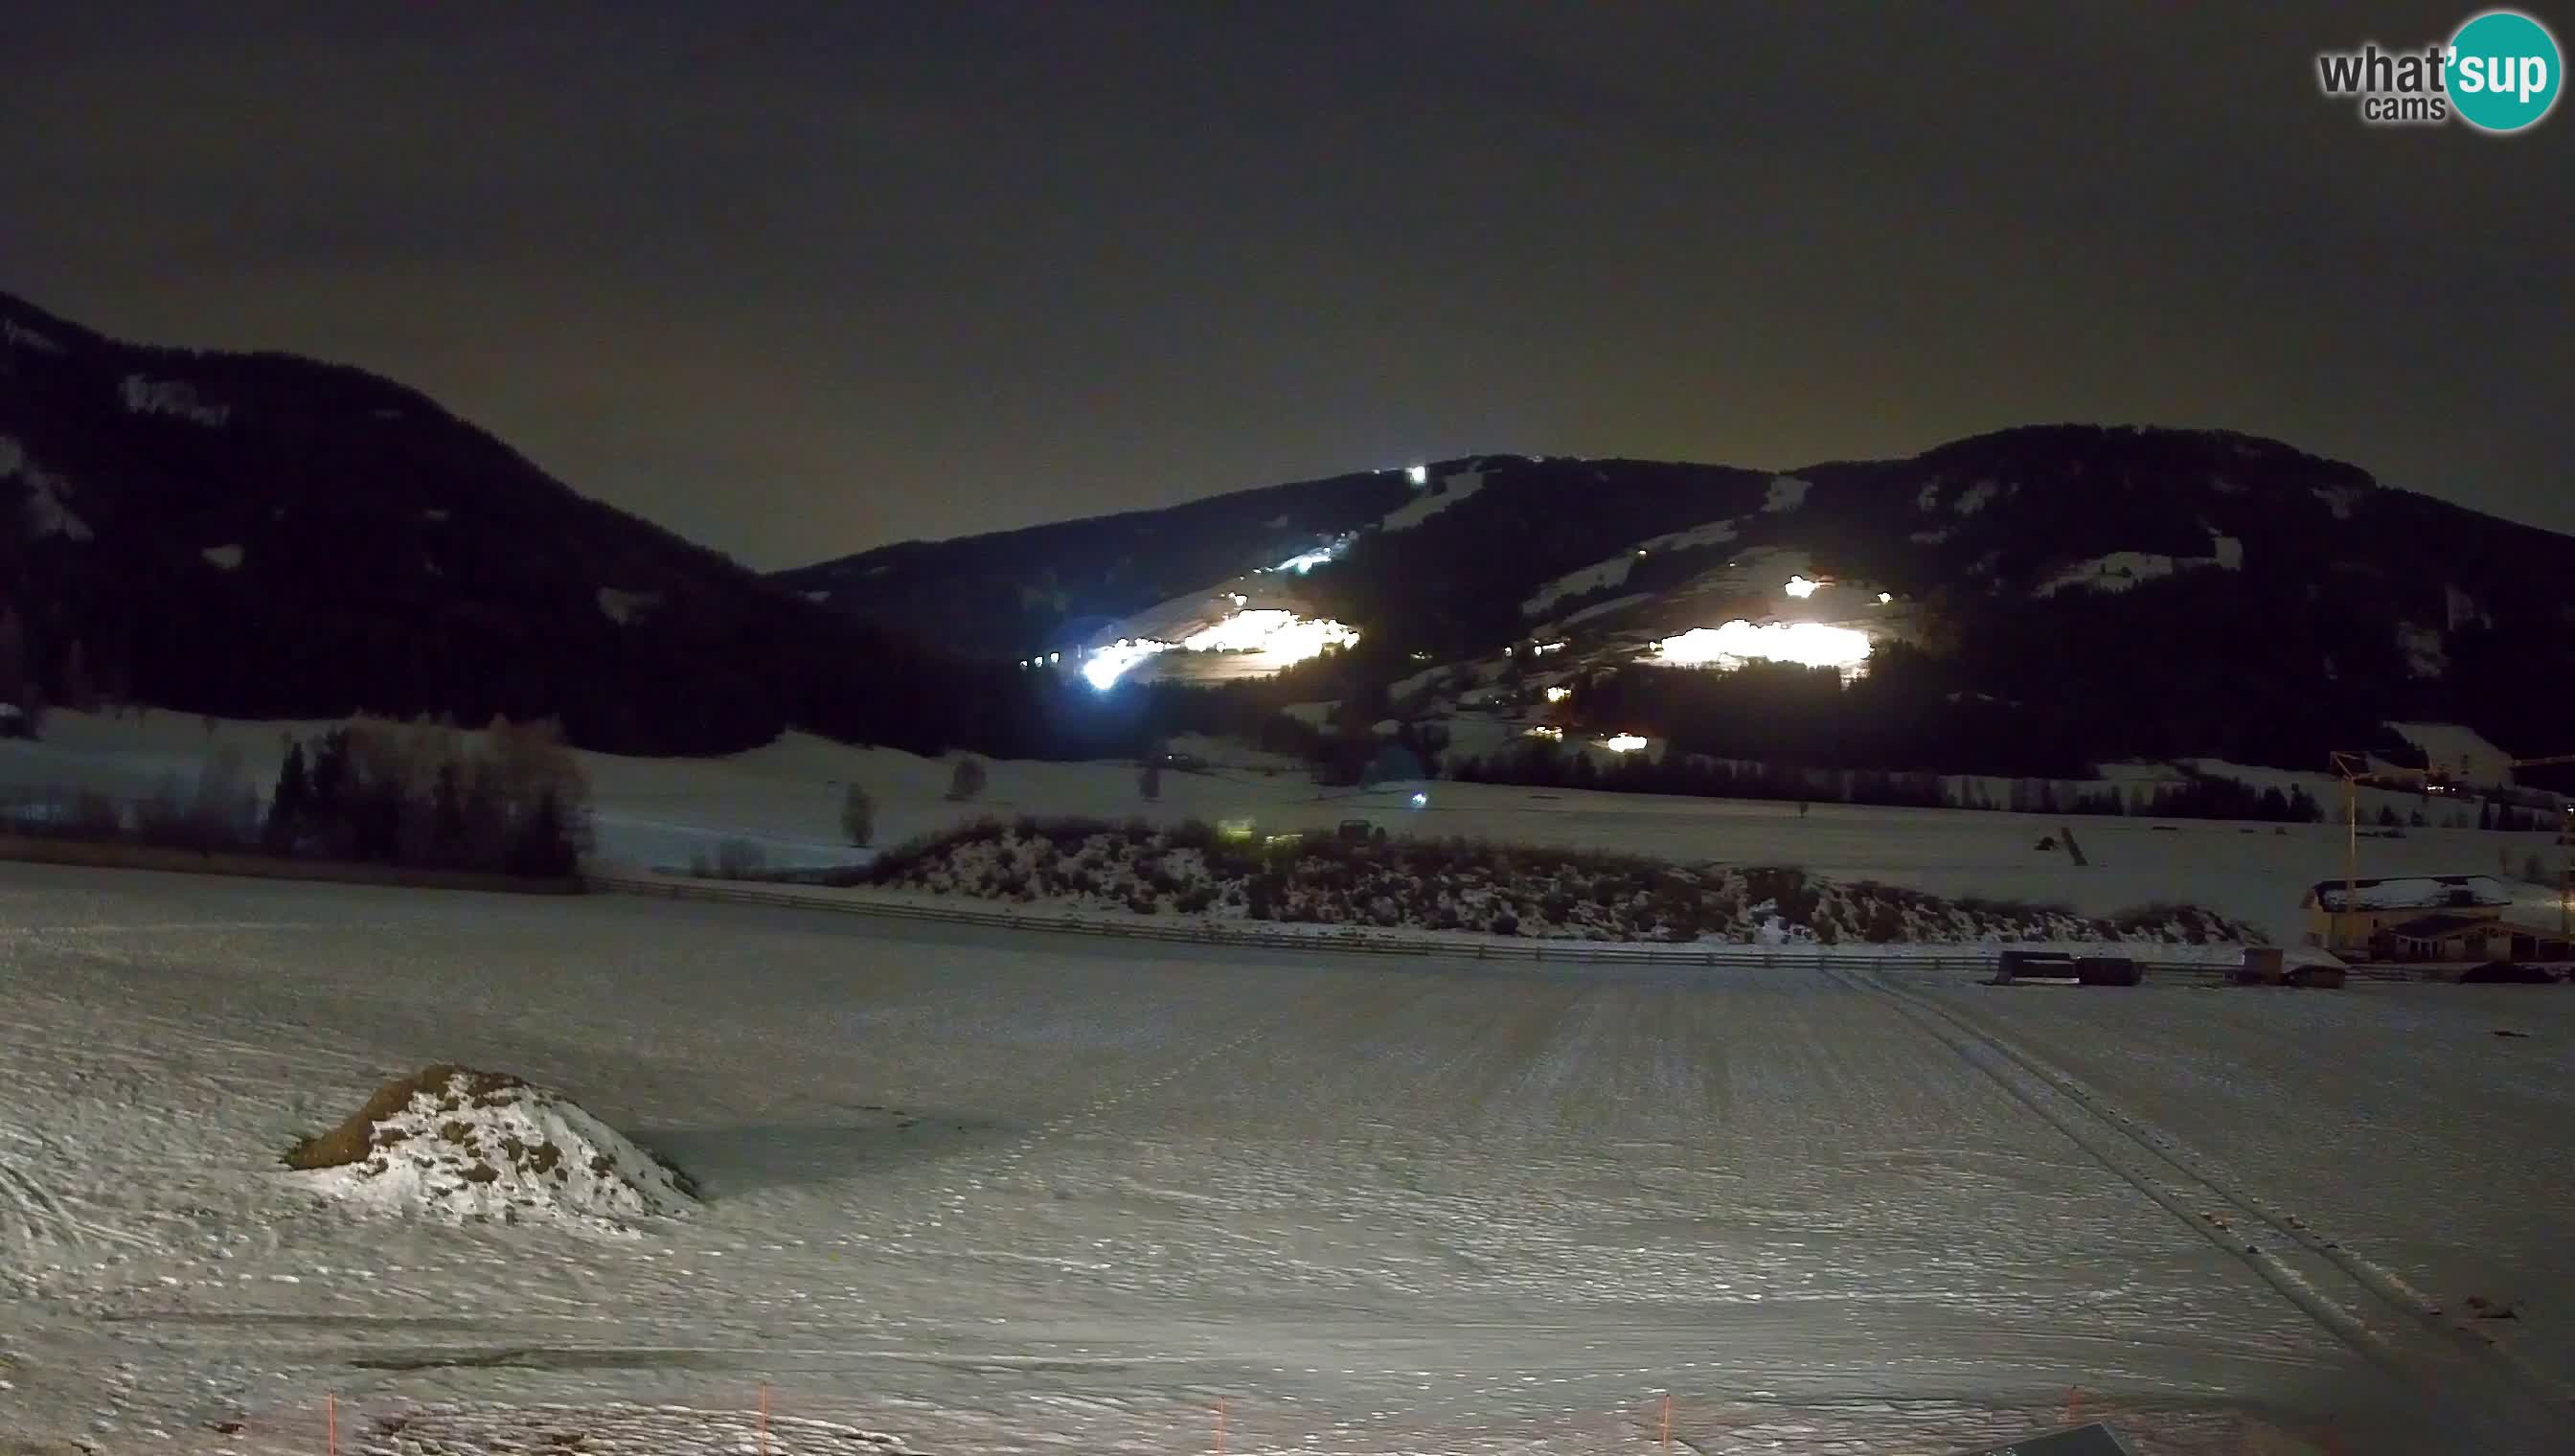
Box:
[2382,912,2504,941]
[2306,874,2514,912]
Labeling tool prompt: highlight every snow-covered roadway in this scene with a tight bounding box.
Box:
[2,862,2566,1455]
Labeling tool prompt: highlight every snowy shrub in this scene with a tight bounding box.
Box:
[68,787,123,836]
[862,815,2254,944]
[1863,901,1906,943]
[134,771,195,847]
[715,837,766,878]
[946,756,987,802]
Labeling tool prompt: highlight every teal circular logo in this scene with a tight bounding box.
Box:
[2450,10,2562,131]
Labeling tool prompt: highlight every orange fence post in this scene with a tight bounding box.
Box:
[1215,1396,1228,1456]
[1659,1392,1672,1452]
[327,1393,336,1456]
[759,1383,771,1456]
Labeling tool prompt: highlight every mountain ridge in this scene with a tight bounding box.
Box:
[0,287,1026,758]
[780,425,2575,778]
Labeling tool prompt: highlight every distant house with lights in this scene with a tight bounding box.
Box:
[2301,874,2573,962]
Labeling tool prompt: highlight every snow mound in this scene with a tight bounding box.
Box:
[291,1067,694,1232]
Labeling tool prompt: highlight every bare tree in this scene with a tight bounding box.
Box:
[840,783,875,847]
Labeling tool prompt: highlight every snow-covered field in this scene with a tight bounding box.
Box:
[4,862,2571,1455]
[8,710,2568,946]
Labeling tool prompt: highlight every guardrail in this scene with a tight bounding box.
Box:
[586,870,2313,977]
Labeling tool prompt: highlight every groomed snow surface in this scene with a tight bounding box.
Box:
[4,865,2571,1456]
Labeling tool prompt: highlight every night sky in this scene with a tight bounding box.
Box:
[4,2,2566,568]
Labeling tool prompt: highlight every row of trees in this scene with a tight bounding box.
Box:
[260,716,590,876]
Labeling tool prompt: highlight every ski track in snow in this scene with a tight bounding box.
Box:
[0,860,2568,1456]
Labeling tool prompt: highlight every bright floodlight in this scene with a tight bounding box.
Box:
[1649,621,1873,672]
[1603,734,1649,752]
[1543,685,1571,703]
[1083,637,1174,689]
[1277,547,1335,574]
[1784,575,1819,599]
[1405,464,1429,486]
[1878,591,1893,604]
[1409,791,1427,808]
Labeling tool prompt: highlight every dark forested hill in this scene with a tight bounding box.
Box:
[0,289,1027,757]
[784,426,2575,777]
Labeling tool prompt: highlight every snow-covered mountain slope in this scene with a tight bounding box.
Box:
[0,288,1022,758]
[784,427,2575,775]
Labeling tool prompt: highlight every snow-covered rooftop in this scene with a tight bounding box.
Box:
[2305,874,2514,912]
